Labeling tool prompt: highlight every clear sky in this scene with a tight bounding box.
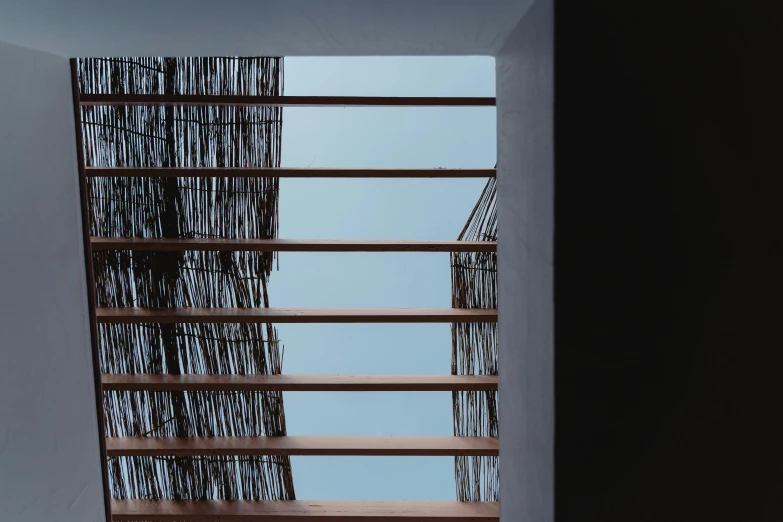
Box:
[266,57,496,501]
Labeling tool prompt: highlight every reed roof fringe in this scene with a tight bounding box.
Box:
[78,57,294,501]
[451,176,498,502]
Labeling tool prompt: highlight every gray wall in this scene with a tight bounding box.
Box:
[0,41,105,521]
[0,0,531,57]
[495,1,554,521]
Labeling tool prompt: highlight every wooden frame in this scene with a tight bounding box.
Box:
[70,58,114,522]
[111,499,500,521]
[85,167,495,178]
[106,436,499,457]
[91,238,497,253]
[79,94,496,107]
[95,307,498,324]
[73,62,500,521]
[102,374,498,392]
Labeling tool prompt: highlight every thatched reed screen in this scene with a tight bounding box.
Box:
[77,57,294,501]
[451,177,498,501]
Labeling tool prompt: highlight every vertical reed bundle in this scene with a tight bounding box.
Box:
[451,177,498,501]
[77,57,294,501]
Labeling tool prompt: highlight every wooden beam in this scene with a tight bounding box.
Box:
[102,374,499,392]
[79,94,496,107]
[91,238,497,253]
[105,436,498,457]
[70,59,113,522]
[85,167,495,178]
[95,307,498,324]
[111,499,500,521]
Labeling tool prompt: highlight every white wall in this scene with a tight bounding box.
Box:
[495,0,554,520]
[0,41,106,521]
[0,0,532,57]
[0,1,550,517]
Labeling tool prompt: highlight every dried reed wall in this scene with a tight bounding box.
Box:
[77,57,294,501]
[451,177,498,501]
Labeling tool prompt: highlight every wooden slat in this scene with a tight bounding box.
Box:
[80,94,496,107]
[111,499,499,521]
[85,167,495,178]
[105,436,498,457]
[91,237,497,253]
[95,307,498,324]
[102,374,499,392]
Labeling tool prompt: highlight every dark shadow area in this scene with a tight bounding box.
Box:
[554,1,782,520]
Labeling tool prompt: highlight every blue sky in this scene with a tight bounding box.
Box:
[266,57,496,501]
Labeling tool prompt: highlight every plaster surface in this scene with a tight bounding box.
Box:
[0,40,105,521]
[495,1,554,520]
[0,0,532,57]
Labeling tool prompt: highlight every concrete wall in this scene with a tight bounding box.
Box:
[495,1,554,521]
[0,41,105,521]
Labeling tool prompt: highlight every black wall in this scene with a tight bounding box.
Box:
[554,1,782,520]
